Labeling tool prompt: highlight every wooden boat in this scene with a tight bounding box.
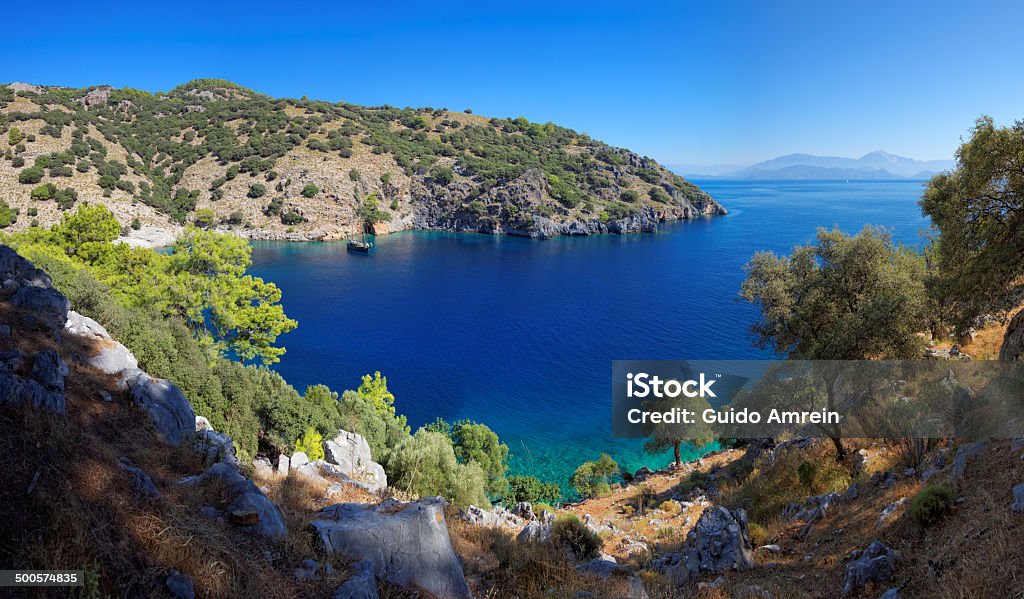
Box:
[346,238,373,254]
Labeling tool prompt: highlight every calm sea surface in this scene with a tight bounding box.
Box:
[248,180,932,488]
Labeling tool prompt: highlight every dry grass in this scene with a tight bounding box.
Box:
[0,303,367,598]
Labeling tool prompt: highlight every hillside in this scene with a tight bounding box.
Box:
[0,80,724,241]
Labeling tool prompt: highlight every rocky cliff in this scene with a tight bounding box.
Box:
[0,80,725,243]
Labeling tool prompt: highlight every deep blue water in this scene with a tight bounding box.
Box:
[248,180,932,488]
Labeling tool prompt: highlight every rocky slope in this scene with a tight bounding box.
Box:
[0,80,725,242]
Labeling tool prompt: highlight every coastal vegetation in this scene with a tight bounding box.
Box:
[0,80,721,238]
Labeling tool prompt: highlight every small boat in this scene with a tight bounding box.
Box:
[346,239,373,254]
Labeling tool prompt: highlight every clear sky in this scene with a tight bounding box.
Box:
[4,0,1023,167]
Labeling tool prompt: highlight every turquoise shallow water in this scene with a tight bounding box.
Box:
[248,180,932,489]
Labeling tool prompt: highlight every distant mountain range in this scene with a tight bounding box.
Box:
[678,151,954,180]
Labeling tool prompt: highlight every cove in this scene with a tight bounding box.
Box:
[248,180,932,490]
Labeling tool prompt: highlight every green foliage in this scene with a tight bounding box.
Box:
[506,475,562,505]
[921,116,1024,328]
[0,200,17,228]
[280,210,306,225]
[348,168,359,181]
[443,420,510,498]
[193,208,217,228]
[55,204,121,247]
[569,453,618,498]
[19,165,45,184]
[550,514,602,559]
[388,429,490,508]
[301,184,319,198]
[909,484,955,527]
[294,427,325,461]
[740,226,930,360]
[356,193,391,224]
[247,183,266,198]
[676,471,711,495]
[430,165,454,185]
[796,461,817,491]
[31,183,57,201]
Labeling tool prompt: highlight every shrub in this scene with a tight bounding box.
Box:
[659,500,681,514]
[31,183,57,201]
[193,208,217,229]
[551,514,602,559]
[910,484,955,527]
[507,475,562,505]
[797,461,817,491]
[11,156,24,168]
[620,189,641,203]
[130,217,141,230]
[348,169,359,181]
[280,210,306,225]
[0,200,16,228]
[388,429,489,508]
[224,211,244,225]
[247,184,266,198]
[301,184,319,198]
[677,471,710,495]
[749,522,769,546]
[430,165,454,185]
[293,427,325,461]
[570,453,618,498]
[19,166,45,184]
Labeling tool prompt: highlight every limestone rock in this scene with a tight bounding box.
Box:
[680,506,754,580]
[843,541,899,595]
[1012,483,1024,512]
[252,457,274,478]
[7,82,43,94]
[877,498,906,528]
[879,589,903,599]
[517,520,552,544]
[462,504,523,528]
[179,462,286,539]
[1000,311,1024,360]
[123,369,195,447]
[195,415,213,431]
[64,311,110,339]
[290,451,310,469]
[277,454,290,477]
[166,570,195,599]
[323,429,387,492]
[30,350,68,393]
[334,560,379,599]
[195,429,238,466]
[0,373,66,415]
[951,442,987,481]
[117,456,161,499]
[312,497,472,599]
[12,286,70,326]
[576,555,626,578]
[512,501,535,520]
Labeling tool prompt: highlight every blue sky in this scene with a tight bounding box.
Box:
[4,0,1023,167]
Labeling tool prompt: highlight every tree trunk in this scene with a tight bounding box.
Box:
[830,436,846,463]
[673,442,681,465]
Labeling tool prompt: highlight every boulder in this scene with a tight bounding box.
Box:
[252,457,274,478]
[0,349,23,373]
[512,501,534,520]
[462,504,523,528]
[64,311,110,339]
[179,462,286,539]
[323,429,387,492]
[843,541,899,595]
[879,589,903,599]
[30,350,68,393]
[517,520,552,544]
[123,369,195,447]
[12,286,70,327]
[576,555,627,578]
[783,492,839,521]
[999,311,1024,360]
[290,452,310,469]
[195,429,238,466]
[311,497,472,599]
[0,373,66,415]
[877,498,906,528]
[277,454,290,477]
[951,442,988,481]
[1012,483,1024,512]
[679,506,754,580]
[195,415,213,431]
[165,570,195,599]
[87,341,139,375]
[0,245,52,288]
[334,560,379,599]
[117,456,161,499]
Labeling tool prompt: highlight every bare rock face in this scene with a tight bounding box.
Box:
[0,374,66,415]
[7,82,43,94]
[122,368,196,447]
[323,429,387,492]
[79,87,111,109]
[683,506,754,576]
[312,497,472,599]
[333,560,378,599]
[1000,311,1024,360]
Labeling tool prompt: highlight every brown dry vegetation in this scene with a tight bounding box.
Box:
[0,301,367,598]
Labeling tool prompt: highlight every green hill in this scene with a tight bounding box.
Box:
[0,80,724,240]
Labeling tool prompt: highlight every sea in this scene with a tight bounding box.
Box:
[247,180,933,490]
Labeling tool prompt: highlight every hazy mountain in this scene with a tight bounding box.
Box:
[681,151,954,180]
